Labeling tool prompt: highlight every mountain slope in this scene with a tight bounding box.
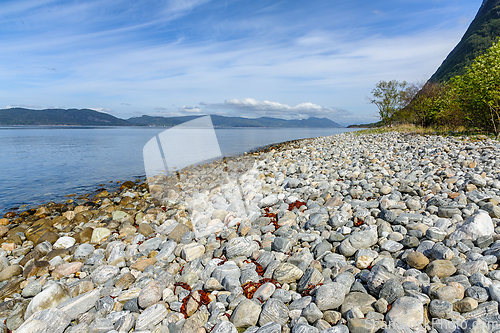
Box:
[430,0,500,83]
[0,108,343,128]
[0,108,130,126]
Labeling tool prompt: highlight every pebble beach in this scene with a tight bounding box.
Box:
[2,131,500,333]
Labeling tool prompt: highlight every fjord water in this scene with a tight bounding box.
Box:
[0,126,358,212]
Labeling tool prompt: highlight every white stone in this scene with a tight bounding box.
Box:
[52,236,76,250]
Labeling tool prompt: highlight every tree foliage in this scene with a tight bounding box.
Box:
[380,38,500,135]
[368,80,416,124]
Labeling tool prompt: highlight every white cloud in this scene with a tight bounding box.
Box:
[179,105,203,114]
[201,98,351,120]
[154,107,168,110]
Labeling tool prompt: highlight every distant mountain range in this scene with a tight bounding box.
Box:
[0,108,343,128]
[430,0,500,83]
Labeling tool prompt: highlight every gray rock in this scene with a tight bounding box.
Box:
[88,318,114,333]
[302,302,323,324]
[114,313,136,332]
[298,268,325,293]
[225,237,260,259]
[138,281,162,309]
[488,283,500,303]
[16,308,71,333]
[91,265,120,285]
[340,292,376,315]
[135,303,168,330]
[73,243,96,260]
[288,250,314,271]
[429,299,453,319]
[272,237,291,253]
[211,321,238,333]
[256,322,282,333]
[315,282,346,311]
[379,279,404,304]
[385,296,424,328]
[231,299,261,328]
[58,288,101,320]
[259,299,288,326]
[25,282,71,320]
[273,262,304,284]
[380,240,403,253]
[291,323,319,333]
[212,261,241,283]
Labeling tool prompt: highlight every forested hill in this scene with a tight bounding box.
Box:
[0,108,343,128]
[0,108,130,126]
[430,0,500,83]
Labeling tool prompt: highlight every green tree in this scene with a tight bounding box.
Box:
[369,80,414,125]
[452,38,500,134]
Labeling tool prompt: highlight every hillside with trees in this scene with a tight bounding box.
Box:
[430,0,500,83]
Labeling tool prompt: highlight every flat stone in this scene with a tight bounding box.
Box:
[211,321,238,333]
[51,262,83,279]
[138,281,162,309]
[24,282,71,320]
[378,279,404,304]
[57,288,100,320]
[16,308,70,333]
[429,299,453,319]
[134,303,168,331]
[449,210,494,242]
[115,273,135,289]
[302,302,323,323]
[130,257,156,271]
[168,223,191,243]
[0,265,22,281]
[453,297,478,313]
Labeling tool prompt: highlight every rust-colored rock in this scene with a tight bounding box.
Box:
[23,261,50,279]
[74,227,93,244]
[19,250,41,266]
[36,231,59,245]
[0,277,24,301]
[25,219,52,243]
[3,212,16,219]
[46,249,69,261]
[130,257,156,272]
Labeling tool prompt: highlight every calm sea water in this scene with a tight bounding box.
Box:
[0,126,358,213]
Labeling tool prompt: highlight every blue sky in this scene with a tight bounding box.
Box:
[0,0,483,125]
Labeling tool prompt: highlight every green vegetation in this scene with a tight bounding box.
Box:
[430,0,500,83]
[368,80,419,125]
[375,39,500,136]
